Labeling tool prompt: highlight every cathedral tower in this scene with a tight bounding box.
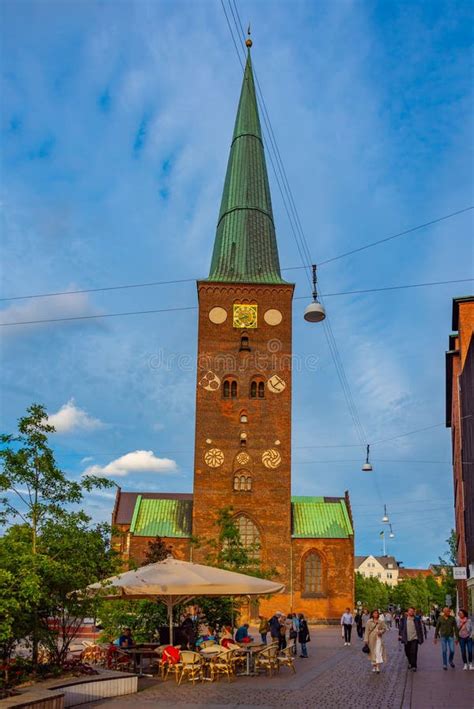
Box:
[192,47,294,586]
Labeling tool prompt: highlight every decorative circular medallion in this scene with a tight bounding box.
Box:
[206,438,212,444]
[209,307,228,324]
[233,304,258,329]
[204,448,224,468]
[267,374,286,393]
[240,432,247,440]
[199,371,221,391]
[262,448,281,469]
[264,308,283,326]
[236,452,250,465]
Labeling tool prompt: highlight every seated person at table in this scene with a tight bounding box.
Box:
[235,623,253,643]
[118,627,134,648]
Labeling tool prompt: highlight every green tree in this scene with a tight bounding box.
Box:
[355,573,389,610]
[98,600,167,644]
[142,536,173,565]
[0,404,114,666]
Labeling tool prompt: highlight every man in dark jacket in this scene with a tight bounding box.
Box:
[399,607,424,671]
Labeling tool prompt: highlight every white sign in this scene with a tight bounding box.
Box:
[453,566,467,580]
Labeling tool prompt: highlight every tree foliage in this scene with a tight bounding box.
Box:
[142,536,173,565]
[0,404,118,671]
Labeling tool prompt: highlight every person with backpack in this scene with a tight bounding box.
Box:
[298,613,310,658]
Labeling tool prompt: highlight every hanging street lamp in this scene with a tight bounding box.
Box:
[382,504,389,524]
[304,264,326,322]
[389,524,395,539]
[362,444,373,471]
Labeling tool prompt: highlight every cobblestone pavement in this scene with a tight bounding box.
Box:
[82,626,472,709]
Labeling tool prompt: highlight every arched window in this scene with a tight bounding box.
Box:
[303,552,323,596]
[235,515,260,558]
[240,411,248,424]
[250,379,265,399]
[233,474,252,491]
[223,379,238,398]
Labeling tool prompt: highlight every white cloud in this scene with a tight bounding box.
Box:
[82,450,177,478]
[48,398,104,433]
[0,291,104,337]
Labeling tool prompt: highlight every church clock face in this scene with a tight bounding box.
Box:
[233,304,258,329]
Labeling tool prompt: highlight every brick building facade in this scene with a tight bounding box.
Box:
[112,45,354,621]
[446,296,474,611]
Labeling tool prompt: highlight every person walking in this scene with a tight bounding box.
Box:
[362,609,370,636]
[298,613,310,658]
[434,606,459,670]
[278,614,287,651]
[457,609,473,670]
[289,613,300,655]
[269,612,282,645]
[364,610,387,673]
[398,607,424,672]
[340,607,354,646]
[258,615,269,645]
[354,609,364,639]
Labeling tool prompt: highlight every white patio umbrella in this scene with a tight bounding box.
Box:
[87,558,284,644]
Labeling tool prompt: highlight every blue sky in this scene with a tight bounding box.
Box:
[1,0,473,568]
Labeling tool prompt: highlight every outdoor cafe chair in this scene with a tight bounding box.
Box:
[277,645,297,674]
[208,649,234,682]
[160,645,182,682]
[254,645,279,677]
[178,651,204,685]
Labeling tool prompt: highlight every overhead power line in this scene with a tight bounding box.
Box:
[1,275,470,309]
[284,206,474,270]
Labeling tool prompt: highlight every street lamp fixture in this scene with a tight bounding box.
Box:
[304,264,326,322]
[382,504,389,524]
[362,444,373,471]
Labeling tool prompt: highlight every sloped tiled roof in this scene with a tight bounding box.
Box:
[113,492,193,526]
[291,497,353,538]
[129,495,192,538]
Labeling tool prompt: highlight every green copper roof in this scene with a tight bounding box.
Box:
[291,497,353,538]
[130,496,192,538]
[208,50,285,285]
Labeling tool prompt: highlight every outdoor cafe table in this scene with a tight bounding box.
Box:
[236,642,264,676]
[198,645,222,681]
[123,647,159,676]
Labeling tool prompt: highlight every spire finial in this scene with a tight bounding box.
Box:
[246,23,252,48]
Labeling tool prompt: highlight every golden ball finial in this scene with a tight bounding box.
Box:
[245,38,253,48]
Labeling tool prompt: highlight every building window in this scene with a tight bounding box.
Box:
[234,515,260,558]
[250,379,265,398]
[240,411,248,423]
[223,379,238,398]
[240,334,251,352]
[303,552,323,596]
[233,474,252,491]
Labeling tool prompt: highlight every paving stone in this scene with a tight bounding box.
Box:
[80,627,472,709]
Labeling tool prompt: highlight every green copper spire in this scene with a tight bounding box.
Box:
[208,48,285,284]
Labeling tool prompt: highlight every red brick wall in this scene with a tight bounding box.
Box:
[192,282,294,586]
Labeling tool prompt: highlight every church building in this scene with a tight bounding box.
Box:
[112,44,354,621]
